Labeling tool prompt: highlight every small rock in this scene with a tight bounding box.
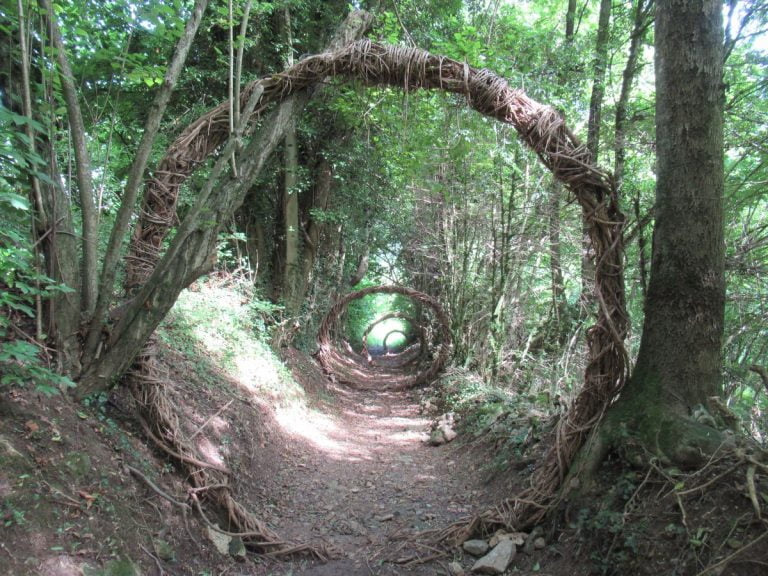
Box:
[429,413,458,445]
[207,524,232,555]
[376,513,394,522]
[229,536,247,559]
[533,536,546,550]
[463,539,490,556]
[471,539,516,574]
[523,526,544,555]
[489,530,526,547]
[448,560,465,575]
[440,422,458,442]
[488,531,505,547]
[429,428,447,446]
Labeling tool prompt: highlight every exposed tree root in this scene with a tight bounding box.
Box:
[127,338,332,560]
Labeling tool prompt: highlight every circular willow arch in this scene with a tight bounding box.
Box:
[383,330,408,353]
[317,285,452,390]
[125,21,629,542]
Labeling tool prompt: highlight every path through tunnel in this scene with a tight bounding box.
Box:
[317,285,452,390]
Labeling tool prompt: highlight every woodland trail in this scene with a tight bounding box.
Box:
[254,379,493,575]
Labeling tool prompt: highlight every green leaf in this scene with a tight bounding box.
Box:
[0,193,30,211]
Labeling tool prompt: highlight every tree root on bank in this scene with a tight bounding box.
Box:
[410,448,768,576]
[127,339,332,560]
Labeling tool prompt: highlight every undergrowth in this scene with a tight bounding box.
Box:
[157,276,308,408]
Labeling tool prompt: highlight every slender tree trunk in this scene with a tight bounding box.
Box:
[84,0,209,361]
[78,98,301,395]
[300,157,333,296]
[565,0,578,39]
[614,0,652,191]
[614,0,652,304]
[281,7,301,315]
[30,5,82,374]
[549,180,565,321]
[549,0,577,326]
[581,0,612,306]
[77,12,373,396]
[39,0,98,319]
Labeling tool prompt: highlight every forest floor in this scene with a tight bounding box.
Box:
[1,282,767,576]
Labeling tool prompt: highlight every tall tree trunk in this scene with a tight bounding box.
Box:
[300,156,333,292]
[84,0,209,361]
[27,5,82,373]
[77,12,373,396]
[565,0,578,40]
[549,180,565,322]
[613,0,652,191]
[594,0,726,468]
[281,7,301,315]
[549,0,578,326]
[581,0,612,306]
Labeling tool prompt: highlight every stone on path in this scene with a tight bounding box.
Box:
[471,539,516,574]
[462,539,490,556]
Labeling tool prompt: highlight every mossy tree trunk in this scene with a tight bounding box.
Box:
[590,0,726,469]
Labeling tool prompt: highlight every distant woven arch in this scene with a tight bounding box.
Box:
[317,285,451,390]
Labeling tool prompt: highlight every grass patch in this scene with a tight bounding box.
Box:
[158,280,306,407]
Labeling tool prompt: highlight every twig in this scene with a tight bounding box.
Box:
[694,528,768,576]
[746,464,761,519]
[139,543,166,576]
[137,415,229,473]
[677,465,737,496]
[189,494,287,543]
[42,480,82,506]
[676,492,689,531]
[126,464,191,511]
[187,400,233,441]
[1,542,17,560]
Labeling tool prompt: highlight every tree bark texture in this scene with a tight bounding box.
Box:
[281,7,301,314]
[83,0,209,360]
[639,0,725,405]
[40,0,99,318]
[77,100,301,395]
[595,0,725,468]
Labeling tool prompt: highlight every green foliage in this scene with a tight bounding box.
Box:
[0,340,76,396]
[0,232,73,323]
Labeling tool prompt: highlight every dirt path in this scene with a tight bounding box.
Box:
[255,379,490,575]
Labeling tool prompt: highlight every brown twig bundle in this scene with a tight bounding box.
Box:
[128,337,331,559]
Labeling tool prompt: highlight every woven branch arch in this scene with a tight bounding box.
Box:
[382,330,409,352]
[130,32,628,536]
[317,285,452,390]
[361,312,424,357]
